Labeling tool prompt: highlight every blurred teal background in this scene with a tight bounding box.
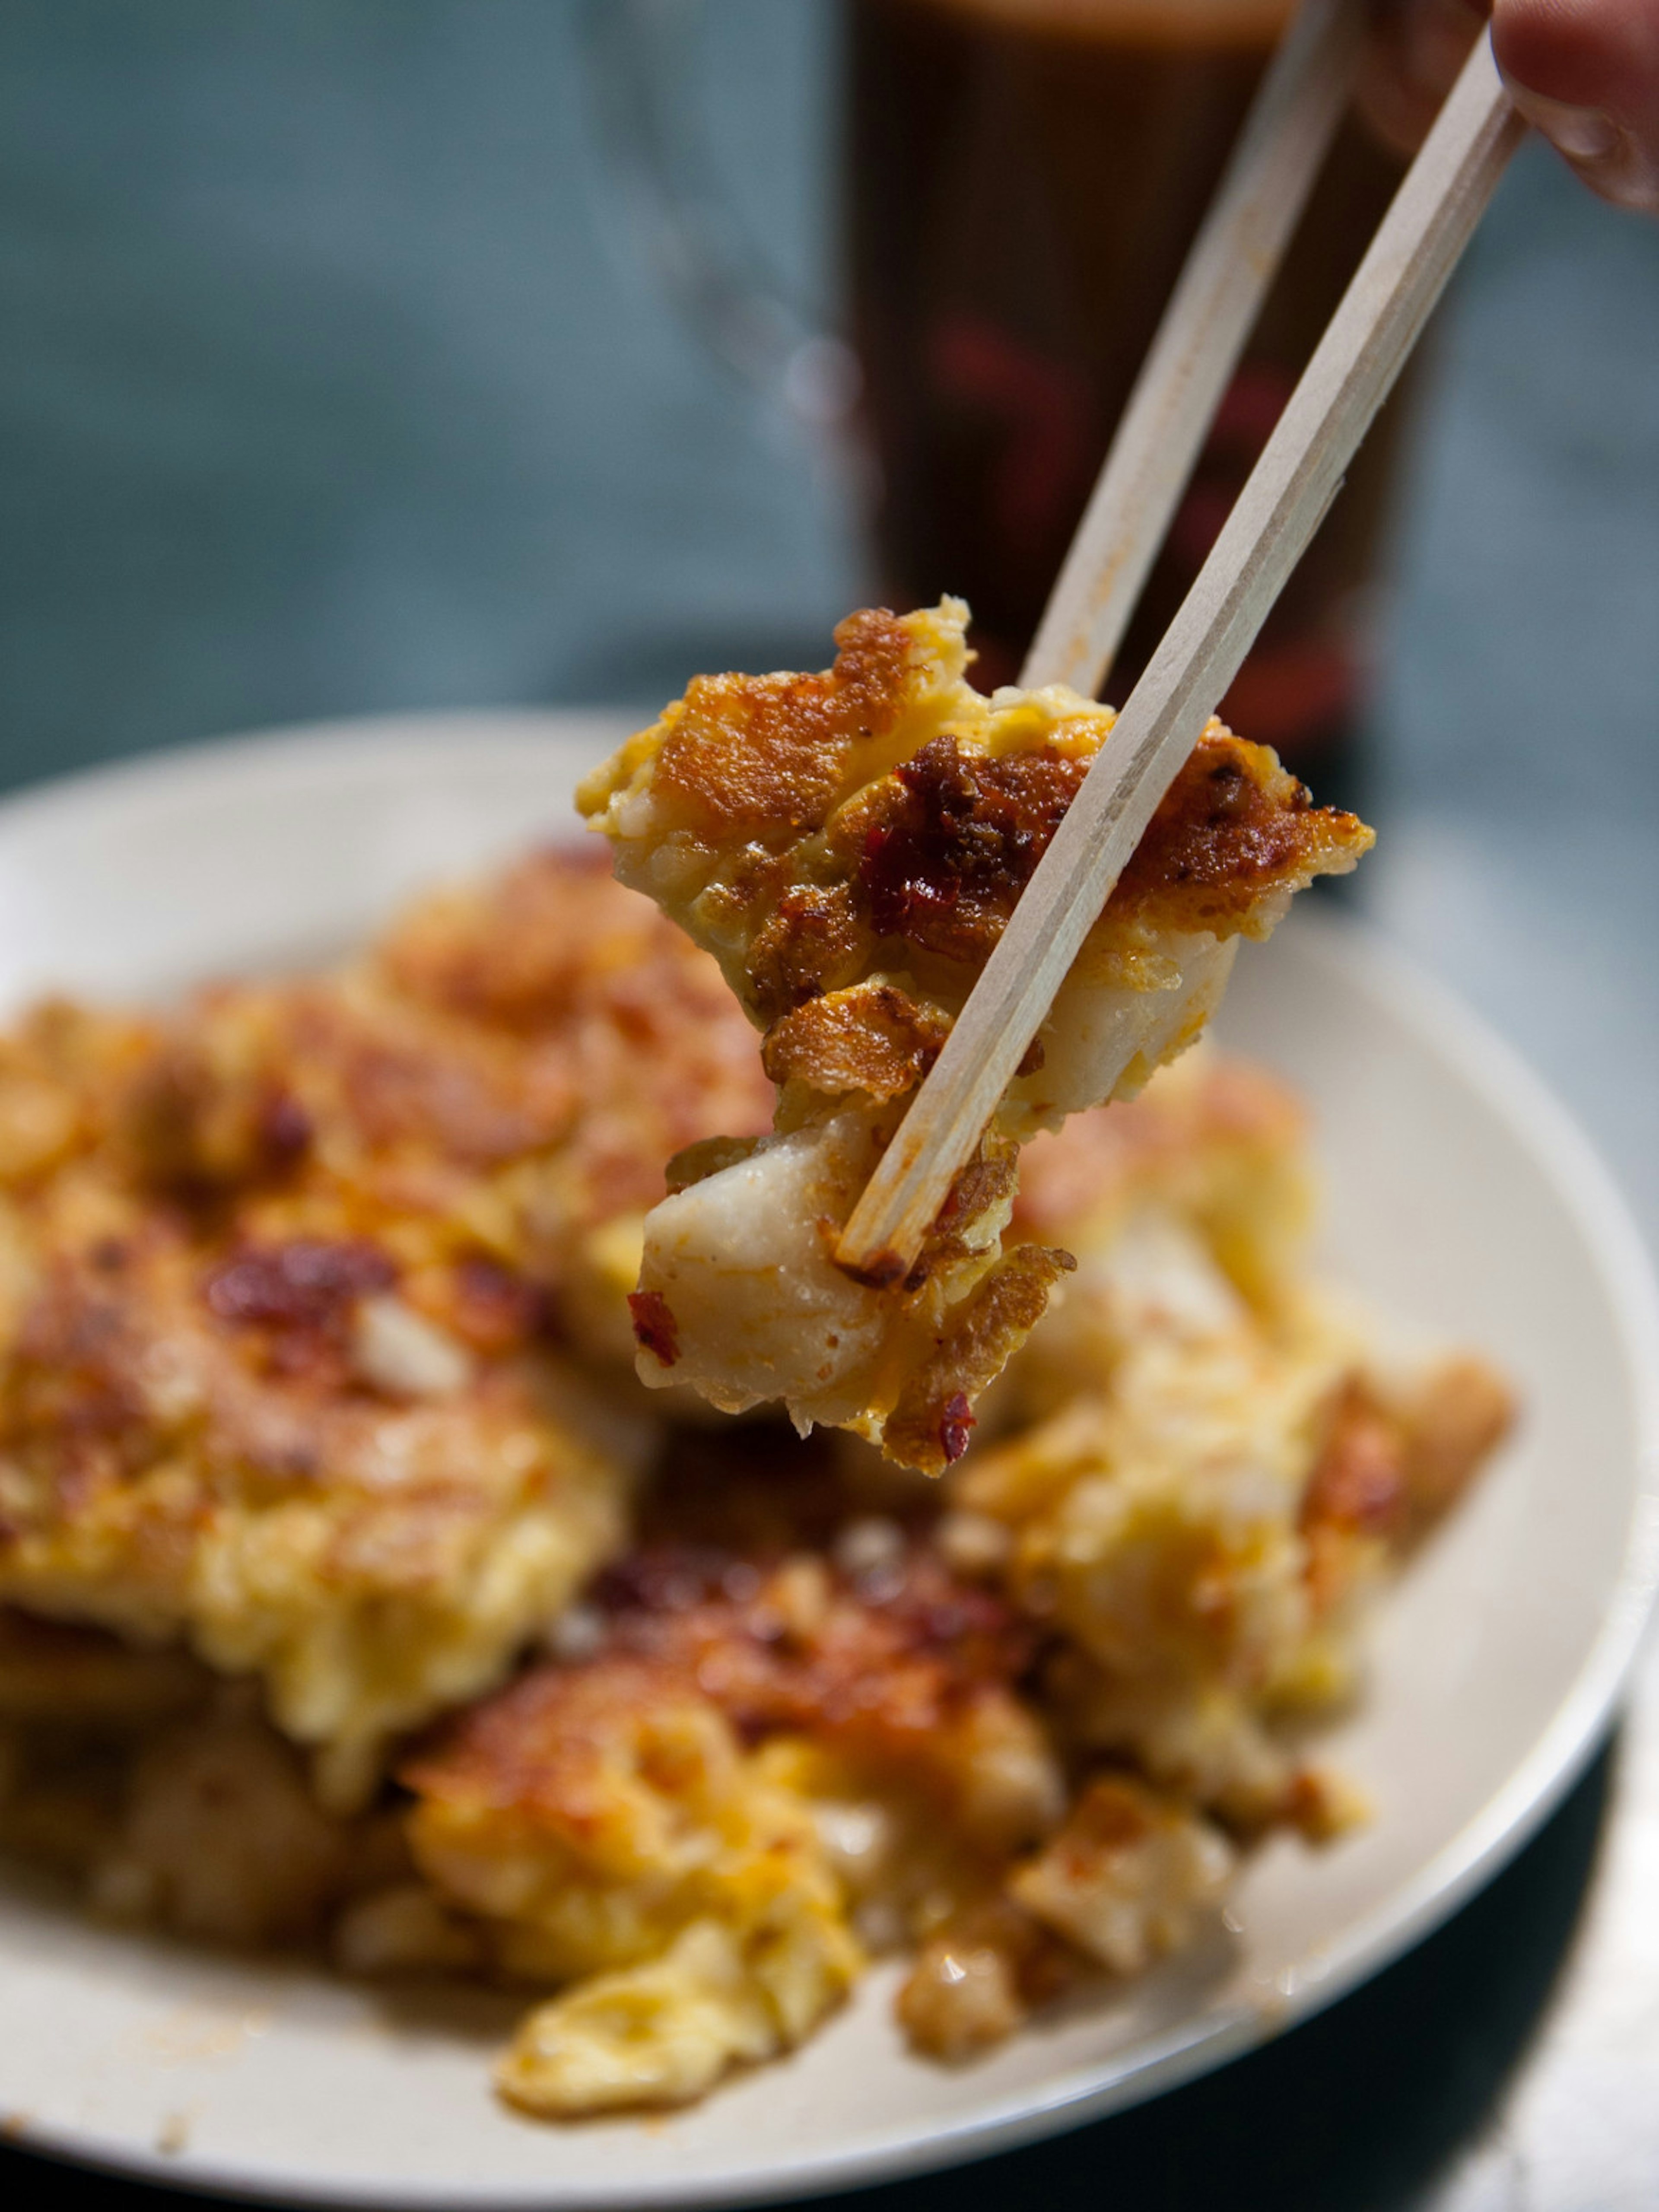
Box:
[3,0,1659,1217]
[0,0,856,771]
[4,0,1653,784]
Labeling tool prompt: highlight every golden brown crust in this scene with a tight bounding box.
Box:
[760,984,951,1101]
[374,850,774,1220]
[0,1220,595,1593]
[585,605,1373,1097]
[380,843,629,1033]
[746,885,867,1024]
[0,1001,156,1188]
[930,1148,1021,1254]
[883,1244,1076,1475]
[835,728,1369,984]
[407,1528,1052,1864]
[651,609,915,839]
[1110,734,1372,935]
[588,1543,1035,1770]
[121,852,772,1230]
[402,1654,711,1827]
[733,725,1367,1042]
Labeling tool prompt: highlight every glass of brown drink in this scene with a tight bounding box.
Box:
[846,0,1415,788]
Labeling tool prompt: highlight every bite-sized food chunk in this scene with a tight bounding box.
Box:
[89,1693,369,1946]
[895,1774,1233,2058]
[1296,1356,1516,1611]
[404,1657,861,2113]
[1006,1773,1234,1974]
[894,1893,1074,2060]
[579,600,1372,1465]
[0,1618,395,1946]
[576,604,1367,1122]
[632,1111,1073,1474]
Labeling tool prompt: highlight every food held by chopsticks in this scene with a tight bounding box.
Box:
[578,599,1372,1469]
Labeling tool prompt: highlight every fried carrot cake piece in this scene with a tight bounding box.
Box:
[399,1489,1066,2112]
[0,853,771,1805]
[578,600,1372,1467]
[958,1056,1515,1834]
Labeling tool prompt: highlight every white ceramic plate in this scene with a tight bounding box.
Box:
[0,712,1654,2209]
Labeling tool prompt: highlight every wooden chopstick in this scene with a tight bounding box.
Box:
[1022,0,1366,700]
[837,31,1523,1284]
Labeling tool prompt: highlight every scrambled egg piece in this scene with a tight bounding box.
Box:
[404,1656,863,2113]
[0,853,769,1803]
[397,1519,1066,2109]
[964,1061,1514,1832]
[578,600,1372,1466]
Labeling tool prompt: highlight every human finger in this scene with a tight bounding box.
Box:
[1494,0,1659,213]
[1357,0,1487,156]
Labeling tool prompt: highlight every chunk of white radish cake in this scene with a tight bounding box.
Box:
[581,599,1372,1468]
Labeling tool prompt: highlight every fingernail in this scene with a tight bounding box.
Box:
[1504,84,1619,162]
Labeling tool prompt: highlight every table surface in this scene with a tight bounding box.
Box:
[1,6,1658,2205]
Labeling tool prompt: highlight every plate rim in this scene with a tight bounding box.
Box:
[1,712,1655,2211]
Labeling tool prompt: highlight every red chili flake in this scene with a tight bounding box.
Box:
[858,739,1084,951]
[450,1255,547,1351]
[203,1239,395,1331]
[839,1248,908,1292]
[257,1090,313,1168]
[1302,1409,1405,1538]
[938,1391,977,1465]
[628,1290,681,1368]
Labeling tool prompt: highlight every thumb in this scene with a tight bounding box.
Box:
[1494,0,1659,212]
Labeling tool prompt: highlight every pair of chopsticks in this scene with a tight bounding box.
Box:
[837,11,1525,1284]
